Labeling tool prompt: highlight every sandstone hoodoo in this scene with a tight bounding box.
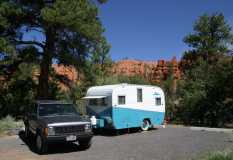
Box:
[112,57,181,83]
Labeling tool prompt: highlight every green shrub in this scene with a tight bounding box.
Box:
[0,115,23,135]
[200,151,233,160]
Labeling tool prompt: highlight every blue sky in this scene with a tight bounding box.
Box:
[99,0,233,61]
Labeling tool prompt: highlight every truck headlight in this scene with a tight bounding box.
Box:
[85,124,91,131]
[47,126,55,136]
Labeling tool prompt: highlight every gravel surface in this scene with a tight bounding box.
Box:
[0,126,232,160]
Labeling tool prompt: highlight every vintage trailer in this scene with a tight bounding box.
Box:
[83,83,165,130]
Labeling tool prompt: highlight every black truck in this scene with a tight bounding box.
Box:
[24,100,93,154]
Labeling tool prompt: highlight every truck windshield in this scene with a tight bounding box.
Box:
[38,104,78,117]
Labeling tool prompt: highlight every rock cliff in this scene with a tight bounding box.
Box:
[112,57,181,83]
[52,57,182,90]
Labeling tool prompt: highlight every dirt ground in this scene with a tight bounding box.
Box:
[0,126,232,160]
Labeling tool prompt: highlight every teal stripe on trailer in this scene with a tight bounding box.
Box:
[112,107,165,129]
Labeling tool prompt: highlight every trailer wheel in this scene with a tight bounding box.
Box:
[141,119,150,131]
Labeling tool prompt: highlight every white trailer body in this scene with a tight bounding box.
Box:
[83,84,165,129]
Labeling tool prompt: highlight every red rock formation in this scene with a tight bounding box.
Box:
[112,57,181,83]
[112,60,157,78]
[52,64,80,91]
[53,64,78,83]
[0,58,182,92]
[33,58,182,91]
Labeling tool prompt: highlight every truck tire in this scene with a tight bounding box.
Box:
[25,124,34,139]
[36,133,47,154]
[25,124,30,138]
[79,138,92,150]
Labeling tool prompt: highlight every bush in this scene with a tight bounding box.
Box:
[0,63,37,119]
[0,115,23,135]
[176,57,233,127]
[200,151,233,160]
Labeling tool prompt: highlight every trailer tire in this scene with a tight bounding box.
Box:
[141,119,150,131]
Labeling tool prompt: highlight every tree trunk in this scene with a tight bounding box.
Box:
[38,28,54,99]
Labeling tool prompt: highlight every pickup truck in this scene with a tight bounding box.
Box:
[24,100,93,154]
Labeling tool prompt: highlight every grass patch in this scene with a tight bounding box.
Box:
[0,115,24,136]
[200,150,233,160]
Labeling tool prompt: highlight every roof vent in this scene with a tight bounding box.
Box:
[121,83,128,87]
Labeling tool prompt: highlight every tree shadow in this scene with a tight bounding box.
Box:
[18,130,88,155]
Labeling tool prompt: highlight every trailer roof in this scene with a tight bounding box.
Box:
[86,83,163,96]
[89,83,162,89]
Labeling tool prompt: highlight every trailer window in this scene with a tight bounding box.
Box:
[89,98,107,106]
[89,99,97,106]
[137,88,143,102]
[155,97,161,106]
[118,96,125,105]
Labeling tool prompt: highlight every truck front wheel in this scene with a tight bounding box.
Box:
[25,124,31,138]
[36,133,47,154]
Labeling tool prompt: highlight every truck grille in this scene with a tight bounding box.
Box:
[55,125,85,135]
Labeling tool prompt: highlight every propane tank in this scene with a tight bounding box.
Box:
[90,116,97,126]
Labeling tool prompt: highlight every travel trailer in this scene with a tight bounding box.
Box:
[83,84,165,130]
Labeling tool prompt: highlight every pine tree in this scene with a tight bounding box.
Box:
[0,0,107,98]
[183,13,233,63]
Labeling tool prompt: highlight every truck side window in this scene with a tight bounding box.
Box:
[137,88,143,102]
[118,96,125,105]
[155,97,161,106]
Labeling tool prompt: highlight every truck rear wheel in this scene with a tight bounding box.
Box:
[141,119,150,131]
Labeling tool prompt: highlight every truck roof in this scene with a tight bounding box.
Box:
[36,100,72,105]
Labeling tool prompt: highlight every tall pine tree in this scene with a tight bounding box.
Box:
[183,13,233,64]
[0,0,107,98]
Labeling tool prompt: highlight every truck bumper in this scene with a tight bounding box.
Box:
[45,132,93,143]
